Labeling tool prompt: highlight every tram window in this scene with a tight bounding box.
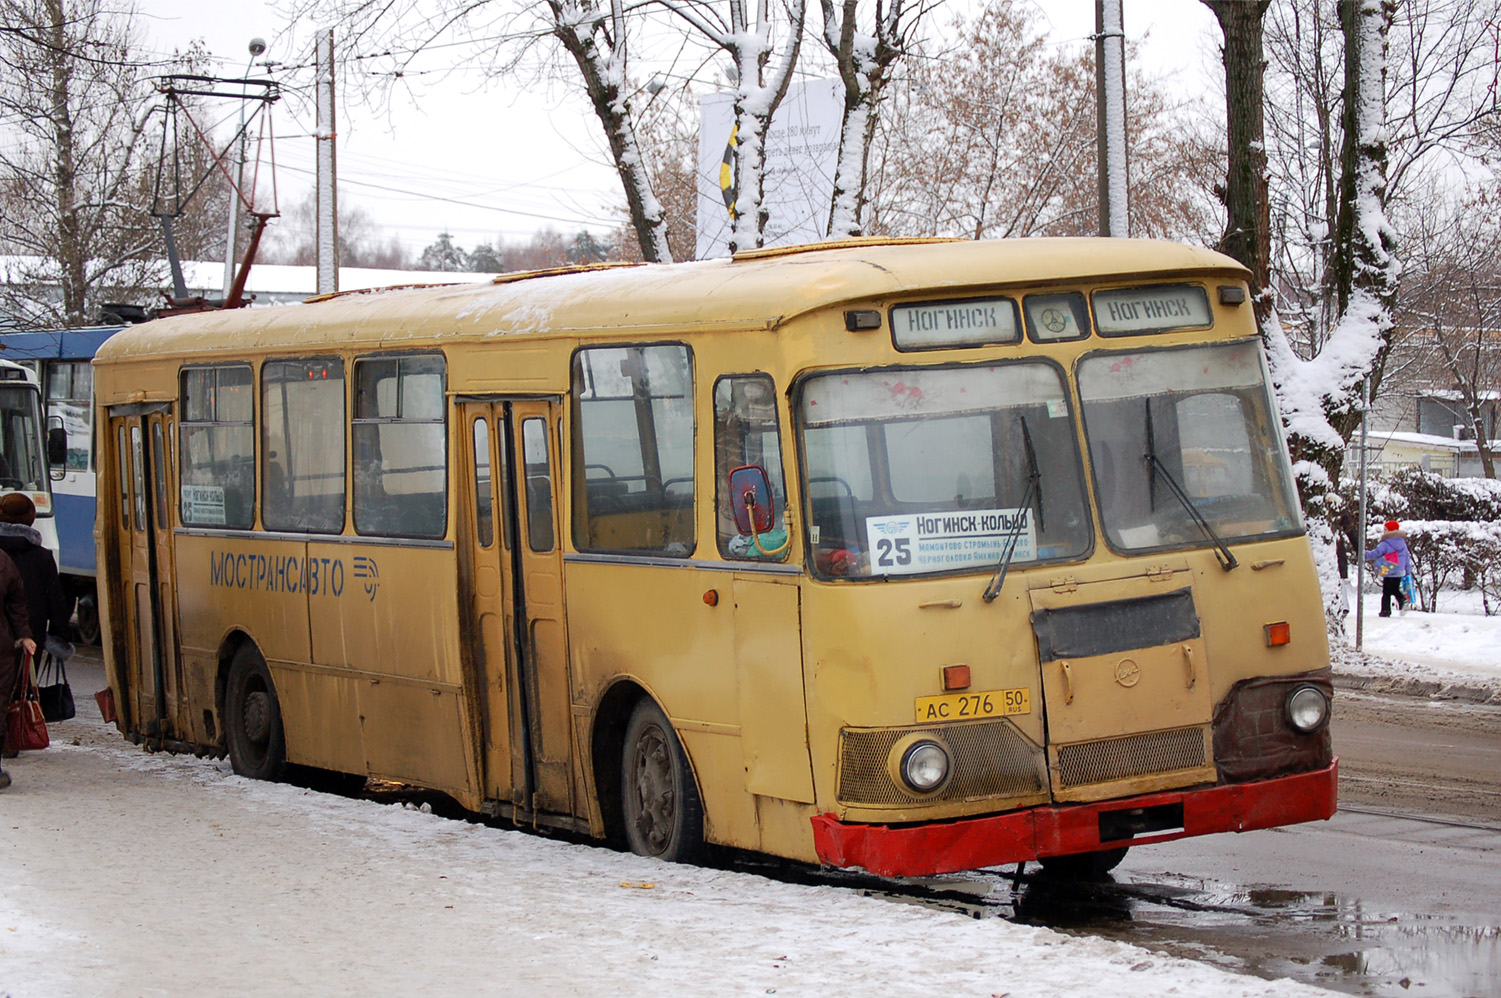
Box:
[45,361,92,471]
[116,425,129,529]
[180,364,255,529]
[472,418,494,548]
[571,344,695,556]
[263,358,346,533]
[714,375,788,560]
[522,417,554,552]
[352,354,446,539]
[151,422,168,526]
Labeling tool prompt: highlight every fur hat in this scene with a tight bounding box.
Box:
[1384,519,1400,532]
[0,492,35,526]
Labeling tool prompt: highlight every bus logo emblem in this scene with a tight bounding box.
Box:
[1114,658,1141,688]
[353,556,380,601]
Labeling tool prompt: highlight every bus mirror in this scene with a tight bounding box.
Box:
[728,465,774,535]
[47,427,67,467]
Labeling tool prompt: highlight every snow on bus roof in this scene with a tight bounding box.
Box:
[93,238,1245,363]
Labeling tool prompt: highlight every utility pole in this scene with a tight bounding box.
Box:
[315,28,338,295]
[1095,0,1129,237]
[224,37,266,300]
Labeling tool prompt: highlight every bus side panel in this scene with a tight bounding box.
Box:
[174,535,313,742]
[51,484,97,576]
[731,575,815,803]
[306,541,478,803]
[563,560,760,849]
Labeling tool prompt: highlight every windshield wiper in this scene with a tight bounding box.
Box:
[1145,402,1239,571]
[983,416,1042,603]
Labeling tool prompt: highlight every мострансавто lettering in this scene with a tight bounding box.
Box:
[208,551,345,597]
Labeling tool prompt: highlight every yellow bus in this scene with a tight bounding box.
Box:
[93,238,1335,877]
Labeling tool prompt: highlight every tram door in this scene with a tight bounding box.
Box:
[459,400,573,817]
[107,407,182,741]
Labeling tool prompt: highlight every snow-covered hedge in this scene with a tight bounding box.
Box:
[1344,470,1501,614]
[1372,520,1501,614]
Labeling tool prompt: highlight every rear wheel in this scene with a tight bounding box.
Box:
[1038,847,1129,879]
[73,591,100,646]
[225,645,287,781]
[620,699,704,863]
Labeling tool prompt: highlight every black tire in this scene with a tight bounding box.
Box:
[73,592,100,646]
[620,698,704,864]
[1038,847,1129,879]
[225,644,287,781]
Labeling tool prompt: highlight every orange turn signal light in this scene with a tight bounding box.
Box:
[942,664,971,691]
[703,589,719,607]
[1264,621,1291,646]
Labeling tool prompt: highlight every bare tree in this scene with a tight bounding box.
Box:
[818,0,933,236]
[264,191,410,269]
[0,0,209,326]
[867,2,1219,244]
[1398,189,1501,477]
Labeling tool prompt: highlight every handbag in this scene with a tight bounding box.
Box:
[36,650,75,723]
[5,652,49,752]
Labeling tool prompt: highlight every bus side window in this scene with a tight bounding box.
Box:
[521,417,554,552]
[713,374,787,560]
[263,357,346,534]
[352,353,446,539]
[179,364,255,529]
[570,344,695,556]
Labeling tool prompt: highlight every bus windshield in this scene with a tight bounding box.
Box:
[0,382,46,492]
[798,361,1092,579]
[1078,341,1302,554]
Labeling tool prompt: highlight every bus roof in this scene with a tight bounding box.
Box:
[0,326,125,360]
[93,238,1247,364]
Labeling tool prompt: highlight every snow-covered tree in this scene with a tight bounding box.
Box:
[818,0,932,237]
[418,231,469,271]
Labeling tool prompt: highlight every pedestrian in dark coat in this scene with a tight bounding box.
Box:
[0,542,37,790]
[1364,519,1412,617]
[0,492,70,647]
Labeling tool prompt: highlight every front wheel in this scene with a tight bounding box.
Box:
[620,699,704,864]
[225,645,287,781]
[1038,847,1129,879]
[73,591,100,646]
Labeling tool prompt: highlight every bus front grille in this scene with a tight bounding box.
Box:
[1055,726,1207,788]
[837,720,1046,807]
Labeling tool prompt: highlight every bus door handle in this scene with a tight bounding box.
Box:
[1182,644,1196,689]
[1059,660,1074,705]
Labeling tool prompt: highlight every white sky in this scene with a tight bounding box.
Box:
[132,0,1223,257]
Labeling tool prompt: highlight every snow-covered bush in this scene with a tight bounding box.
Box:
[1366,519,1501,614]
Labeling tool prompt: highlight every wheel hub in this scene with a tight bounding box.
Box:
[243,690,271,743]
[631,726,675,852]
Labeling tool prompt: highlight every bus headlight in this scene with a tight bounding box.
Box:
[899,740,951,793]
[1285,685,1330,733]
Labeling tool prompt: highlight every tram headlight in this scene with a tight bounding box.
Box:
[1284,685,1330,733]
[899,740,951,793]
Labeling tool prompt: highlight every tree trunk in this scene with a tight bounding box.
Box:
[45,0,86,324]
[1203,1,1273,331]
[552,13,673,263]
[1320,0,1400,484]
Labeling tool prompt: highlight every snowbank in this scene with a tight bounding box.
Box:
[1334,590,1501,702]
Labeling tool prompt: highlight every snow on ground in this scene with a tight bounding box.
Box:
[1333,587,1501,702]
[0,676,1332,998]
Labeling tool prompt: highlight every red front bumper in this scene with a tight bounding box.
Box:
[810,759,1338,877]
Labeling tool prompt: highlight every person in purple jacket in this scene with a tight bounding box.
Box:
[1365,519,1412,617]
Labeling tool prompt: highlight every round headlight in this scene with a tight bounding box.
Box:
[1285,685,1329,733]
[900,740,951,793]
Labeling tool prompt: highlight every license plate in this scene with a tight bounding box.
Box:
[915,688,1031,723]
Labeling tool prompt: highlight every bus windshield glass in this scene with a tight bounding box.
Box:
[0,383,46,492]
[798,362,1092,579]
[1078,341,1302,554]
